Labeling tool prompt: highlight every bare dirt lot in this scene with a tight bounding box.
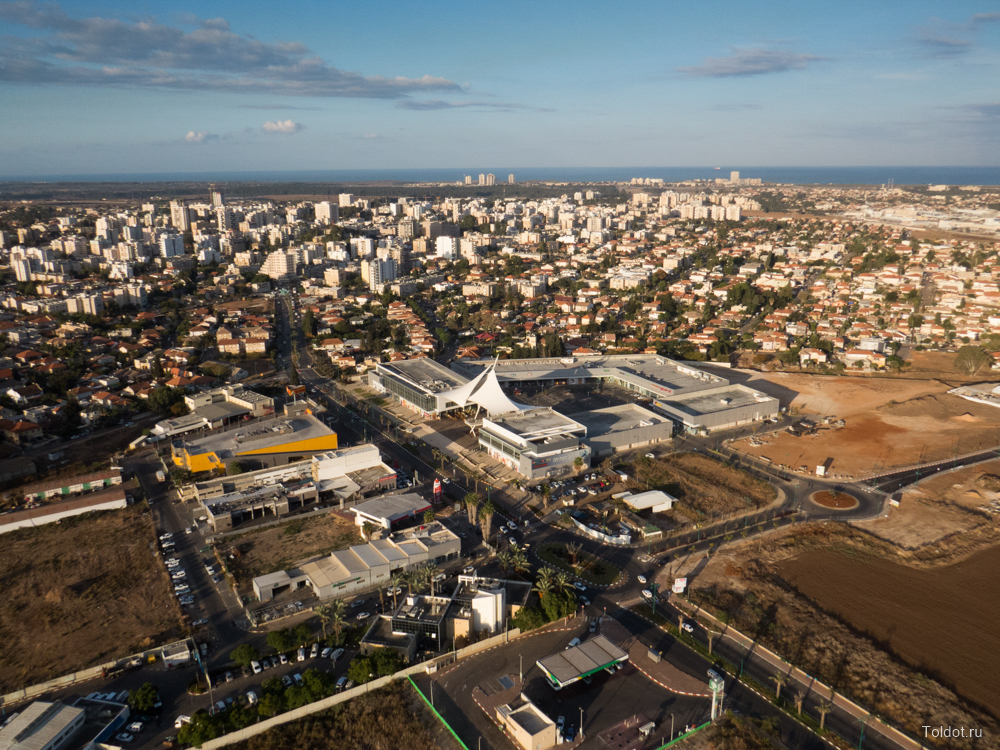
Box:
[689,526,1000,748]
[0,506,183,692]
[226,512,359,592]
[778,543,1000,717]
[735,372,1000,476]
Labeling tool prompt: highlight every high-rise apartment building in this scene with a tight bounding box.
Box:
[210,187,225,207]
[362,257,397,290]
[338,193,354,208]
[508,174,516,184]
[170,201,191,231]
[159,233,185,257]
[465,175,472,185]
[478,174,486,186]
[485,174,496,186]
[730,171,740,184]
[315,201,339,224]
[262,250,296,280]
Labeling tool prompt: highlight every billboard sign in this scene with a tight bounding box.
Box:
[672,577,687,594]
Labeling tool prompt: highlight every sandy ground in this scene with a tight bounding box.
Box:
[852,495,982,548]
[734,372,1000,476]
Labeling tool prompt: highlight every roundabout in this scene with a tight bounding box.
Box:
[809,489,860,511]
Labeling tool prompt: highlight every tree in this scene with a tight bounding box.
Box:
[817,701,833,730]
[326,600,348,646]
[177,712,221,747]
[266,629,293,653]
[257,692,284,717]
[128,683,159,713]
[314,602,338,640]
[389,572,405,609]
[497,549,512,574]
[464,492,481,525]
[793,691,806,715]
[533,568,555,600]
[480,499,496,541]
[954,345,992,376]
[565,542,583,566]
[361,521,377,540]
[293,622,313,645]
[573,456,585,470]
[423,508,435,524]
[290,366,300,386]
[301,309,316,338]
[773,672,787,701]
[227,461,246,476]
[510,544,530,577]
[230,643,259,669]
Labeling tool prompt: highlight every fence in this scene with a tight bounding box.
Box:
[408,676,470,750]
[656,721,711,749]
[0,639,192,709]
[198,629,521,750]
[673,599,928,750]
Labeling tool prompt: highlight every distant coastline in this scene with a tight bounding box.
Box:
[3,166,1000,186]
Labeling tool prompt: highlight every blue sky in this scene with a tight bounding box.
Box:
[0,0,998,176]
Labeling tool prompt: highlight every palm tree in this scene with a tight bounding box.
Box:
[553,571,573,596]
[773,672,788,701]
[480,499,496,541]
[390,572,405,608]
[511,545,530,578]
[423,563,439,596]
[793,691,806,715]
[533,568,555,600]
[464,492,481,525]
[496,549,512,574]
[540,483,551,509]
[314,603,334,640]
[817,701,833,730]
[327,600,347,646]
[403,569,415,596]
[361,521,377,541]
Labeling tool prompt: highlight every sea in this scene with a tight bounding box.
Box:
[4,166,1000,186]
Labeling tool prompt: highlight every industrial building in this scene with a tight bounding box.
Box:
[479,407,590,480]
[183,384,276,423]
[170,413,338,473]
[350,493,432,531]
[618,490,677,513]
[252,521,460,602]
[19,469,122,504]
[0,488,129,536]
[537,635,629,690]
[0,696,130,750]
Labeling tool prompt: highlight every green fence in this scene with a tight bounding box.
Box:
[408,676,471,750]
[656,720,712,749]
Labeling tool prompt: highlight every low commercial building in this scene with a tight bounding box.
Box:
[575,403,673,457]
[0,701,85,750]
[0,488,128,536]
[479,407,590,480]
[652,384,779,433]
[19,469,122,504]
[200,482,317,532]
[370,358,471,418]
[349,493,431,531]
[618,490,677,513]
[537,635,629,690]
[496,697,559,750]
[171,414,338,472]
[252,521,460,602]
[184,384,275,425]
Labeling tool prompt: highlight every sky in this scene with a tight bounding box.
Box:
[0,0,998,176]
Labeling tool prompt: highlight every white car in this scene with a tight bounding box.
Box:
[171,570,186,579]
[279,653,288,665]
[321,647,332,658]
[507,521,516,530]
[331,648,344,662]
[573,582,586,591]
[356,612,370,621]
[297,648,306,662]
[637,575,647,585]
[641,589,653,599]
[310,643,320,658]
[175,716,191,729]
[681,621,696,633]
[566,637,581,650]
[251,661,262,674]
[245,691,258,706]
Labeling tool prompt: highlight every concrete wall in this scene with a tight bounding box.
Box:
[198,629,522,750]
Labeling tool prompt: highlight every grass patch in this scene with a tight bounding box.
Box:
[536,542,620,586]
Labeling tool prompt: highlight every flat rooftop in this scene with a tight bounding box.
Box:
[658,384,776,417]
[573,403,669,436]
[351,493,430,523]
[454,354,727,396]
[379,358,468,393]
[180,415,334,459]
[485,407,584,439]
[537,635,628,686]
[392,594,452,625]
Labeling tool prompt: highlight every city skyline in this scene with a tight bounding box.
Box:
[1,0,998,176]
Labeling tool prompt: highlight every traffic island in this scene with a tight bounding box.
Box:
[536,542,621,586]
[809,490,859,511]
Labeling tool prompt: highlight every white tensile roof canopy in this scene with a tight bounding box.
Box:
[438,359,527,418]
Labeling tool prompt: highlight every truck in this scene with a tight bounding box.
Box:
[155,470,166,483]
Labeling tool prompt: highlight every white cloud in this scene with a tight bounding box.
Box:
[679,48,824,78]
[262,119,302,134]
[184,130,217,142]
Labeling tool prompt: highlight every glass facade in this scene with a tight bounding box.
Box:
[380,371,438,412]
[479,430,521,460]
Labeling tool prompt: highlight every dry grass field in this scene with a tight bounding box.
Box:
[632,452,777,521]
[0,506,183,692]
[226,512,359,592]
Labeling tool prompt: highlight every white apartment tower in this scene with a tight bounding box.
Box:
[262,250,296,280]
[170,201,191,231]
[159,233,185,257]
[315,201,339,224]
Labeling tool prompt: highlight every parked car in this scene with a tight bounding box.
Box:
[310,643,320,658]
[224,671,233,682]
[251,661,262,675]
[214,701,227,714]
[246,691,258,706]
[281,675,292,687]
[297,648,306,662]
[192,618,208,627]
[331,648,344,662]
[279,654,288,665]
[115,734,134,744]
[681,621,696,634]
[321,647,332,658]
[335,676,348,691]
[127,722,144,734]
[573,582,586,591]
[566,638,581,650]
[292,673,303,685]
[174,717,191,730]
